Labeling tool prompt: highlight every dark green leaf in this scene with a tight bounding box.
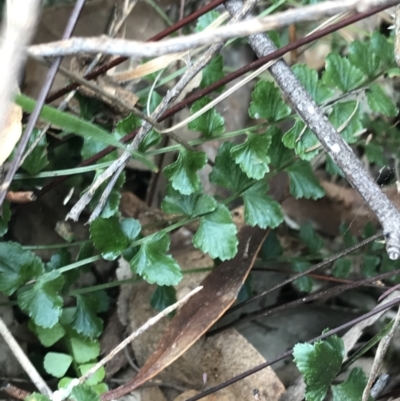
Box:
[139,129,161,152]
[188,97,225,138]
[151,285,177,312]
[242,181,284,229]
[363,222,376,239]
[268,127,293,169]
[18,271,64,328]
[293,64,334,103]
[90,290,110,314]
[44,352,72,378]
[71,384,100,401]
[79,364,105,386]
[362,254,380,277]
[200,55,225,93]
[120,218,142,241]
[118,111,161,152]
[339,224,358,248]
[144,90,163,115]
[268,30,282,48]
[210,142,253,193]
[293,335,344,401]
[161,186,217,217]
[231,132,271,179]
[130,232,182,286]
[249,80,291,122]
[0,242,44,295]
[75,91,104,121]
[29,321,66,347]
[90,216,140,260]
[237,276,252,303]
[332,368,372,401]
[68,333,100,364]
[367,83,398,117]
[370,31,394,66]
[333,258,352,278]
[164,148,207,195]
[21,129,49,175]
[329,101,362,144]
[90,216,129,260]
[323,53,365,92]
[91,383,108,395]
[387,67,400,77]
[46,250,71,271]
[25,393,51,401]
[325,155,344,177]
[71,295,103,338]
[348,40,379,78]
[282,120,320,161]
[90,171,125,219]
[0,201,11,237]
[292,261,313,292]
[285,161,325,199]
[195,10,220,32]
[114,113,140,137]
[299,222,324,254]
[261,231,283,261]
[364,142,385,166]
[381,254,400,283]
[193,204,238,260]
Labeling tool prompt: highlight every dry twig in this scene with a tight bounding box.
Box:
[29,0,397,59]
[51,286,203,401]
[0,317,52,397]
[362,303,400,401]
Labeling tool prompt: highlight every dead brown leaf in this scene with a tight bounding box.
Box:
[282,179,400,236]
[174,389,232,401]
[102,226,269,401]
[100,313,127,379]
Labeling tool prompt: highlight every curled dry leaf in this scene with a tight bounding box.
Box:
[0,101,22,167]
[109,53,191,83]
[105,227,284,401]
[281,179,400,236]
[174,388,232,401]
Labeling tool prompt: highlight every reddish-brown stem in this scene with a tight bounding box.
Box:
[37,3,393,198]
[0,383,30,400]
[45,0,226,103]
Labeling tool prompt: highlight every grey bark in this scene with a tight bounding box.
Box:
[225,0,400,260]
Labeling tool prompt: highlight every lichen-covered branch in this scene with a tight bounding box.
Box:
[225,0,400,260]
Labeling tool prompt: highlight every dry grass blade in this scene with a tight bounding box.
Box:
[101,226,268,401]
